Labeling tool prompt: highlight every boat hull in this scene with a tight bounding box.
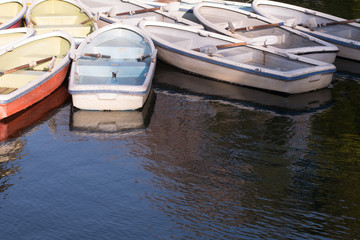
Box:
[155,43,333,94]
[71,87,152,111]
[0,64,69,119]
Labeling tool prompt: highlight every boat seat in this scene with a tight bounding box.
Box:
[0,87,17,94]
[33,14,79,25]
[93,46,147,59]
[77,58,147,66]
[77,75,146,85]
[76,60,149,80]
[34,24,92,37]
[0,70,43,89]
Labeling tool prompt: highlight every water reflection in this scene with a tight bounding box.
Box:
[131,64,337,238]
[69,90,156,137]
[136,90,319,238]
[0,85,70,142]
[154,62,333,113]
[0,85,69,200]
[334,58,360,76]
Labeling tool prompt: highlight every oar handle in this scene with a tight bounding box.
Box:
[80,17,93,25]
[84,53,111,59]
[114,7,161,16]
[0,56,54,76]
[193,42,246,52]
[233,22,284,32]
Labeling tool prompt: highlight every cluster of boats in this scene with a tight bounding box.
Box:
[0,0,358,120]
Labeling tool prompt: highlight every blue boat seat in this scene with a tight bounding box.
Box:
[75,59,149,85]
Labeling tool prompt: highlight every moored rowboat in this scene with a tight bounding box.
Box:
[69,23,157,111]
[0,0,27,29]
[25,0,97,45]
[252,0,360,61]
[0,31,75,119]
[138,0,253,24]
[193,2,339,63]
[78,0,202,28]
[0,27,35,50]
[139,20,336,94]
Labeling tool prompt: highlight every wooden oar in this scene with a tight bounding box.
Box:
[107,7,161,17]
[228,22,284,32]
[299,18,360,29]
[84,53,111,59]
[80,12,99,25]
[193,42,247,52]
[0,56,54,77]
[192,35,279,52]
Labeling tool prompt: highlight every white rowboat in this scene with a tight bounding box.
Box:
[139,20,336,94]
[69,23,157,111]
[193,2,339,63]
[78,0,202,28]
[252,0,360,61]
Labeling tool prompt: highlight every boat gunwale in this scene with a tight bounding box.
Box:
[138,20,336,81]
[0,30,75,104]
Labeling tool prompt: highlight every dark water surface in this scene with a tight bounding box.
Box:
[1,1,360,239]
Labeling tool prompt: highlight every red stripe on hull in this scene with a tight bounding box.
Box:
[0,64,70,119]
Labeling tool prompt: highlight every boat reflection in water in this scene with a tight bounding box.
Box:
[154,62,333,113]
[0,85,69,198]
[0,85,70,142]
[334,58,360,76]
[69,90,156,136]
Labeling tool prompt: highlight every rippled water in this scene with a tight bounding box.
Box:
[1,1,360,239]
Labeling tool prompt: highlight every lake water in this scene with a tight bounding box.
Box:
[1,1,360,239]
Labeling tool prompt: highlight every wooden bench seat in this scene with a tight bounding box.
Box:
[0,70,43,89]
[33,14,79,25]
[0,87,17,94]
[34,24,92,37]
